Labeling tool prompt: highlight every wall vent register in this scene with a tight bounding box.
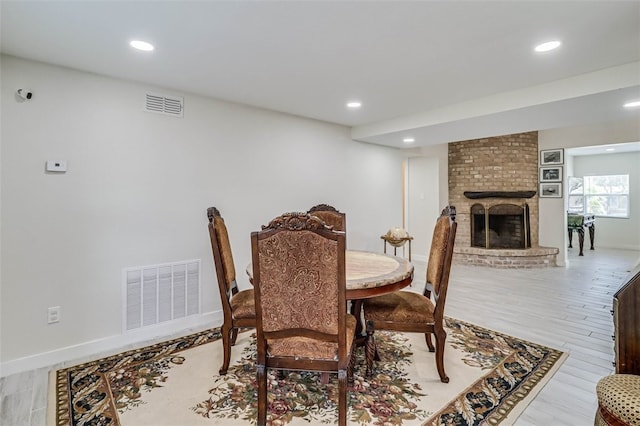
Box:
[124,259,200,331]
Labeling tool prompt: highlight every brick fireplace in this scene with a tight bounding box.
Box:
[448,132,558,268]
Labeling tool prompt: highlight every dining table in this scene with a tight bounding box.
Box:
[246,249,414,339]
[341,250,414,299]
[245,249,414,300]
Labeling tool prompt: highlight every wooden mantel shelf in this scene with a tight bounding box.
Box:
[463,191,536,199]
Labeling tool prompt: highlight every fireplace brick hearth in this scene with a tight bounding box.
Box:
[454,246,558,268]
[448,131,558,268]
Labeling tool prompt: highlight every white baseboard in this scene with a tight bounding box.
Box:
[410,255,428,264]
[588,244,640,251]
[0,311,222,378]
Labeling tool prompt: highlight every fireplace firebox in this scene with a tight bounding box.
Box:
[471,203,531,249]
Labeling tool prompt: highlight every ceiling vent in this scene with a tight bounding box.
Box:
[145,93,184,117]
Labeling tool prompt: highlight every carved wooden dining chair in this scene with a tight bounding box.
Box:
[363,206,457,382]
[207,206,256,375]
[307,203,346,232]
[251,212,355,426]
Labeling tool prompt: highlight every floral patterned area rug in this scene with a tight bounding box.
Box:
[50,318,567,426]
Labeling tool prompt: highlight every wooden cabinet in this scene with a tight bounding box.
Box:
[613,263,640,375]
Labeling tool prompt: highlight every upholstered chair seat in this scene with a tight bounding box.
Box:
[229,289,255,319]
[363,292,435,324]
[268,315,356,360]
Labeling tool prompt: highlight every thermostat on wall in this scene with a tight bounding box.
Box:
[46,160,67,172]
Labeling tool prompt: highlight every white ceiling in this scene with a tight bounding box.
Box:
[1,1,639,149]
[569,141,640,156]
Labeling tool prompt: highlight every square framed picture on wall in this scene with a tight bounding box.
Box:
[540,166,563,182]
[540,148,564,165]
[540,182,563,198]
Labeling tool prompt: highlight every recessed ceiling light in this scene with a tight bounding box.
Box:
[623,100,640,108]
[403,137,415,144]
[346,101,362,109]
[534,40,561,52]
[130,40,154,51]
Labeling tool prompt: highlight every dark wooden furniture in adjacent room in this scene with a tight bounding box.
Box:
[613,262,640,375]
[594,262,640,425]
[568,213,595,256]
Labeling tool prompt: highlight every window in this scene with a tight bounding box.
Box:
[569,175,629,217]
[568,176,585,213]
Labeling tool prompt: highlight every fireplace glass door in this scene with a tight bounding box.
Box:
[471,203,531,249]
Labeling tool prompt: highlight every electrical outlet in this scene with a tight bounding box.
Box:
[48,306,60,324]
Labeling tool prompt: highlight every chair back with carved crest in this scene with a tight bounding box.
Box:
[307,203,346,232]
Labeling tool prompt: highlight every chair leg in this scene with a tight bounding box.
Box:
[230,327,239,345]
[219,324,232,375]
[321,372,330,384]
[434,327,449,383]
[365,321,375,377]
[257,364,267,426]
[338,369,347,426]
[347,347,355,385]
[425,332,435,352]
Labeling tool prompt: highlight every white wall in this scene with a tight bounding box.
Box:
[0,55,404,373]
[572,152,640,250]
[539,118,640,266]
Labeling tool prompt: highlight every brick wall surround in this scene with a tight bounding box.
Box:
[448,131,558,268]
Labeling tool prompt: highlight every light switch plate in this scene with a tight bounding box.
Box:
[46,160,67,172]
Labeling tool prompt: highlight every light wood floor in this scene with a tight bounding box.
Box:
[440,248,639,425]
[1,247,638,426]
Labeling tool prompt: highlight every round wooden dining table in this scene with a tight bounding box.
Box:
[246,250,414,338]
[245,249,414,299]
[246,250,414,377]
[343,250,414,299]
[343,250,414,344]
